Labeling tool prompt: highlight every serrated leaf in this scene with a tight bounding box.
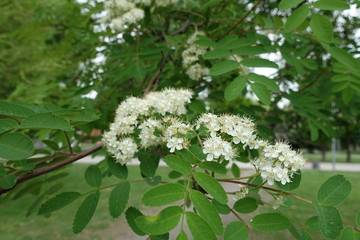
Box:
[0,174,16,189]
[203,49,230,59]
[38,192,81,215]
[217,37,255,50]
[19,113,73,131]
[279,0,303,10]
[0,101,35,118]
[224,76,246,101]
[186,212,217,240]
[233,197,258,214]
[176,230,189,240]
[194,35,218,48]
[176,148,200,164]
[109,182,130,218]
[276,171,301,191]
[285,5,310,31]
[0,119,18,134]
[142,183,186,206]
[233,46,268,56]
[241,58,278,68]
[135,206,183,235]
[125,207,146,236]
[0,133,34,160]
[248,73,280,92]
[250,213,291,232]
[107,156,128,179]
[314,202,343,239]
[313,0,349,10]
[198,161,227,174]
[212,199,230,215]
[251,83,271,105]
[210,60,238,76]
[85,165,102,188]
[328,47,360,72]
[193,172,227,204]
[139,153,160,177]
[163,155,192,175]
[224,221,248,240]
[189,190,224,236]
[317,174,351,206]
[310,14,333,42]
[72,191,100,234]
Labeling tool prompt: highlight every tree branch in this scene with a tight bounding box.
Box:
[0,143,104,195]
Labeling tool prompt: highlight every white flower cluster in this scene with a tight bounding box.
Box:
[156,0,179,7]
[103,88,193,164]
[253,142,306,185]
[104,0,150,30]
[234,184,249,200]
[272,195,284,209]
[203,136,235,161]
[182,32,209,80]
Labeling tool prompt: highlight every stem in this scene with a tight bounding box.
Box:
[230,208,256,239]
[0,143,104,195]
[63,132,73,155]
[216,0,263,42]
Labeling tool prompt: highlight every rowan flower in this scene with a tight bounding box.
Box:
[233,184,249,200]
[203,136,235,161]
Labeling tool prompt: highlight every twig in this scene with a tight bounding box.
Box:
[0,143,104,195]
[216,0,263,42]
[230,209,256,239]
[143,52,168,96]
[63,132,73,155]
[298,69,327,93]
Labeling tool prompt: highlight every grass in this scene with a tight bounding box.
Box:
[0,164,359,240]
[304,151,360,163]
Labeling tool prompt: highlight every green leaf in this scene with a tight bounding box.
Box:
[251,83,271,105]
[233,197,258,214]
[163,155,192,175]
[0,133,34,160]
[310,14,333,42]
[139,153,160,177]
[231,164,240,177]
[340,226,356,240]
[142,183,186,206]
[19,113,73,131]
[0,174,16,189]
[247,175,263,192]
[189,190,224,236]
[250,213,291,232]
[317,174,351,206]
[212,199,230,215]
[84,165,102,188]
[285,5,310,31]
[193,172,228,204]
[224,221,249,240]
[107,156,128,180]
[38,192,81,215]
[203,49,230,60]
[0,101,34,118]
[217,37,255,50]
[313,0,350,10]
[224,76,246,101]
[305,216,320,232]
[198,161,227,174]
[356,211,360,228]
[276,171,301,191]
[109,182,130,218]
[185,212,217,240]
[210,60,239,76]
[314,202,343,239]
[328,47,360,72]
[125,207,146,236]
[194,35,218,48]
[176,148,200,164]
[279,0,304,10]
[72,191,100,234]
[52,109,101,124]
[241,58,278,68]
[233,46,268,56]
[248,73,280,92]
[0,119,18,134]
[135,206,183,235]
[176,230,189,240]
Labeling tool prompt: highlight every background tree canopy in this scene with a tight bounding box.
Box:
[0,0,359,239]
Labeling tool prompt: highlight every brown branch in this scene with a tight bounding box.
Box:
[298,69,327,93]
[143,52,168,96]
[64,132,73,155]
[0,143,104,195]
[216,0,263,42]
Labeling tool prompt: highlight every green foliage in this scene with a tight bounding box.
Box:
[163,155,192,175]
[0,133,34,160]
[276,171,301,191]
[107,156,128,180]
[193,172,228,204]
[312,0,350,10]
[72,191,100,234]
[285,5,310,31]
[185,211,217,240]
[84,165,102,188]
[250,213,291,232]
[233,197,258,214]
[198,161,227,174]
[38,192,81,215]
[310,15,333,43]
[189,190,224,236]
[0,119,18,134]
[142,183,186,206]
[109,182,130,218]
[210,60,239,76]
[135,206,183,235]
[224,76,246,102]
[317,174,351,206]
[125,207,146,236]
[314,202,343,239]
[224,221,248,240]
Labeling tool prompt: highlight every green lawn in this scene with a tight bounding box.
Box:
[304,151,360,163]
[0,164,359,240]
